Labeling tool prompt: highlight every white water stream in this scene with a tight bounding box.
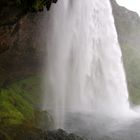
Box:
[42,0,136,129]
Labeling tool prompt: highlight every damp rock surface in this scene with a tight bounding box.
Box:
[0,127,87,140]
[44,129,87,140]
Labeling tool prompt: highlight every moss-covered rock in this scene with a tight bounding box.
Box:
[0,127,86,140]
[111,0,140,105]
[0,75,42,127]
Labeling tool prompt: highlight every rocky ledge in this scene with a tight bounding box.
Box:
[0,127,86,140]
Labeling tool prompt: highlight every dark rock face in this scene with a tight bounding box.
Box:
[0,127,86,140]
[0,0,58,87]
[111,0,140,104]
[0,0,58,26]
[44,129,86,140]
[0,0,25,26]
[46,0,58,10]
[0,13,45,87]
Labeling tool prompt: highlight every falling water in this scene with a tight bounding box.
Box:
[43,0,134,129]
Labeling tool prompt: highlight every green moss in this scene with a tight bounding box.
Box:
[128,83,140,105]
[16,0,22,5]
[32,0,46,11]
[0,75,42,126]
[10,76,42,106]
[121,46,140,105]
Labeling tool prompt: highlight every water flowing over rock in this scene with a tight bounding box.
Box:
[43,0,135,128]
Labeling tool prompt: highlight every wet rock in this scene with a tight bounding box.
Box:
[44,129,86,140]
[0,126,87,140]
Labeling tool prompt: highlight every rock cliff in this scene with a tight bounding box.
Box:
[111,0,140,104]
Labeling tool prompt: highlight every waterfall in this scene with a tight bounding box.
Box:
[43,0,134,128]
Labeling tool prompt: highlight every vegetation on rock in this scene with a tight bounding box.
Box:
[111,0,140,105]
[0,75,41,127]
[0,128,86,140]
